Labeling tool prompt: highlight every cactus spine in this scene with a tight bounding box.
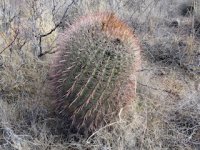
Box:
[50,12,141,132]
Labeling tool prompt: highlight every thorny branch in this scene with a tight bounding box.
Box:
[38,0,77,57]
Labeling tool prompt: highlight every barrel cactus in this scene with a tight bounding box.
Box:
[49,12,141,132]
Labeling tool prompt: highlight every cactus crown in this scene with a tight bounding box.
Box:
[50,12,141,131]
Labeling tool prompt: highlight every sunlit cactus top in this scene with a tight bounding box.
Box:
[49,12,141,131]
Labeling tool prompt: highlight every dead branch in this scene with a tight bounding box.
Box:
[38,0,77,57]
[0,30,19,54]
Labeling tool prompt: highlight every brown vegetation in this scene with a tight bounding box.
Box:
[0,0,199,149]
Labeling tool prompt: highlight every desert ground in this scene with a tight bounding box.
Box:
[0,0,199,149]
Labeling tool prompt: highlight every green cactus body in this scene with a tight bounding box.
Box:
[50,12,141,131]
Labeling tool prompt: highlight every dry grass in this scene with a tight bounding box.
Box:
[0,0,200,149]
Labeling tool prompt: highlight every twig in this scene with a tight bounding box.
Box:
[0,31,19,54]
[38,0,76,57]
[86,109,125,143]
[137,81,173,94]
[86,120,125,143]
[38,50,57,57]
